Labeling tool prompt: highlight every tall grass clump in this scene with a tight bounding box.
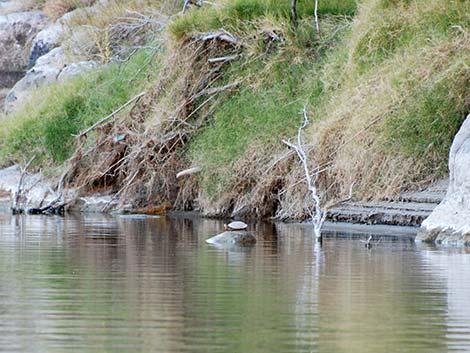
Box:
[170,0,357,40]
[307,0,470,200]
[0,49,159,166]
[184,12,352,213]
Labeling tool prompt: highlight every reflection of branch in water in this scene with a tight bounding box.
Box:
[360,235,382,249]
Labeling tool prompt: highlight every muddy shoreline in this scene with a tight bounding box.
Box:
[0,164,446,233]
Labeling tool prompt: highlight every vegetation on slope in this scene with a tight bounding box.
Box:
[1,0,469,218]
[0,49,158,166]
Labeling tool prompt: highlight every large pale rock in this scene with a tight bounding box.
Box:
[5,46,101,113]
[57,60,100,82]
[417,115,470,245]
[0,165,54,207]
[206,231,256,246]
[28,8,85,68]
[5,47,67,113]
[0,11,48,74]
[28,22,65,68]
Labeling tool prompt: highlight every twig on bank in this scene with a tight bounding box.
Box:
[76,92,146,139]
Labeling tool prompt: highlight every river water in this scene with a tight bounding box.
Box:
[0,213,469,353]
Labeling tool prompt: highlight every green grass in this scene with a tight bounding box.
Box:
[4,0,470,212]
[384,63,470,169]
[352,0,470,73]
[186,0,470,203]
[0,49,159,166]
[189,45,339,200]
[170,0,357,40]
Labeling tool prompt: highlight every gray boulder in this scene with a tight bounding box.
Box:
[0,11,48,75]
[28,22,64,68]
[417,115,470,245]
[28,8,85,68]
[5,46,101,113]
[206,231,256,246]
[57,60,100,82]
[5,47,67,113]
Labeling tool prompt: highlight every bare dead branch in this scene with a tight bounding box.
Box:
[76,92,146,139]
[200,31,240,46]
[208,55,238,64]
[192,81,241,100]
[314,0,320,36]
[282,106,325,239]
[176,167,201,178]
[291,0,298,28]
[11,156,36,214]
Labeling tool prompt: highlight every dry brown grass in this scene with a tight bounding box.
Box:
[26,0,470,220]
[67,32,242,210]
[42,0,94,20]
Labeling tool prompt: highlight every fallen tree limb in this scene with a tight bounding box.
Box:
[76,91,147,139]
[200,31,240,46]
[11,156,35,214]
[37,171,68,214]
[208,55,238,64]
[192,81,241,101]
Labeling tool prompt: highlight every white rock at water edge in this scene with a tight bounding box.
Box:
[417,115,470,245]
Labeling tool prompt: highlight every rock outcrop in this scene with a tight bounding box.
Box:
[0,11,49,90]
[1,1,101,112]
[5,47,100,113]
[27,8,84,68]
[417,115,470,245]
[5,47,67,112]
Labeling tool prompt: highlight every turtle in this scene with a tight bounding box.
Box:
[224,221,248,231]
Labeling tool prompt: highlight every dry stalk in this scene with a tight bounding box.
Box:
[67,29,241,210]
[76,92,147,139]
[314,0,320,36]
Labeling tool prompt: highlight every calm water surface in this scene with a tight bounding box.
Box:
[0,213,470,353]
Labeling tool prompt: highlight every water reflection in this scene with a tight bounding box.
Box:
[0,213,469,352]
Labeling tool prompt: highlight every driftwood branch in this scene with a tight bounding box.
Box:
[11,156,35,214]
[200,31,240,46]
[208,55,238,64]
[76,91,146,139]
[282,106,325,240]
[38,171,68,214]
[192,81,241,101]
[176,166,201,178]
